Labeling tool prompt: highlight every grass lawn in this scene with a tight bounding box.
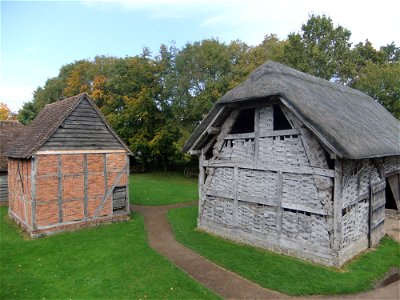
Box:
[168,206,400,296]
[130,172,198,205]
[0,207,218,300]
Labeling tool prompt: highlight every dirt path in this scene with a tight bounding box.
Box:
[132,202,400,300]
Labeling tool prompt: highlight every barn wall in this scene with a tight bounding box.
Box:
[8,158,33,229]
[383,156,400,176]
[337,157,396,264]
[10,152,129,237]
[199,104,337,265]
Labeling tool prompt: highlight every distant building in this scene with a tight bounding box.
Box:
[6,94,132,237]
[0,120,24,204]
[184,61,400,266]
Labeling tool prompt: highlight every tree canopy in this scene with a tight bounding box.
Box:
[15,14,400,170]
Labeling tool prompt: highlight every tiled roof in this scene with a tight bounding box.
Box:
[0,120,25,170]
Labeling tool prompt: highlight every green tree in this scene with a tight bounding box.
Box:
[18,101,37,124]
[352,61,400,119]
[283,14,352,82]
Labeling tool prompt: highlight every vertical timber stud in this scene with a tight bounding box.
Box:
[198,149,205,221]
[333,159,343,260]
[233,165,239,225]
[104,154,108,195]
[57,155,63,223]
[276,171,283,240]
[254,108,260,161]
[368,177,372,248]
[126,154,130,214]
[31,156,37,230]
[83,154,88,220]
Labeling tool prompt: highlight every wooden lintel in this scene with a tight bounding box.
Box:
[35,149,127,155]
[202,160,335,178]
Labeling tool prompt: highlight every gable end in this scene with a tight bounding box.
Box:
[40,99,126,151]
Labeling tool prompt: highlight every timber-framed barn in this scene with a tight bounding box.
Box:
[184,61,400,266]
[5,93,132,237]
[0,120,24,204]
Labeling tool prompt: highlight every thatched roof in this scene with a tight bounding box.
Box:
[5,93,132,158]
[0,120,24,171]
[184,61,400,159]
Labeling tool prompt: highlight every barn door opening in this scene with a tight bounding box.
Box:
[385,174,399,211]
[113,186,127,212]
[368,179,386,247]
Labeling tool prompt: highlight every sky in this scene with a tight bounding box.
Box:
[1,0,400,112]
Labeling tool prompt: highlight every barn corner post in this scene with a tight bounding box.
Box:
[31,155,37,230]
[332,158,343,264]
[198,149,205,226]
[126,154,130,215]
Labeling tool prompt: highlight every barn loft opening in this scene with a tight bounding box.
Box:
[385,175,399,210]
[273,105,292,130]
[230,108,255,134]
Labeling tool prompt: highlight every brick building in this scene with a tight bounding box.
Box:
[5,93,132,237]
[0,120,24,204]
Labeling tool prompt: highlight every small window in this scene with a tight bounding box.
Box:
[273,105,292,130]
[230,108,255,134]
[113,186,127,211]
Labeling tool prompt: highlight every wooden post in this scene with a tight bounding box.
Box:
[276,171,283,239]
[368,178,372,248]
[83,154,88,220]
[57,155,63,223]
[254,108,260,161]
[104,154,110,214]
[233,165,239,225]
[31,156,37,230]
[333,159,343,252]
[125,154,130,214]
[198,149,205,218]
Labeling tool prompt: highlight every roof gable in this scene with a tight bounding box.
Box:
[184,61,400,159]
[6,94,131,158]
[40,98,127,151]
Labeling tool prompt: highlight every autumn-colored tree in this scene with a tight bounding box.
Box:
[16,13,400,169]
[0,102,13,120]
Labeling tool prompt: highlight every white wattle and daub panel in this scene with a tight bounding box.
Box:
[199,104,337,264]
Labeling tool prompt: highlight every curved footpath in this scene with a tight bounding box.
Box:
[131,202,400,300]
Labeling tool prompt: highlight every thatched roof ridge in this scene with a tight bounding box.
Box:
[184,61,400,159]
[0,120,25,171]
[5,93,132,158]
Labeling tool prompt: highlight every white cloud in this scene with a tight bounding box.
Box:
[0,84,35,113]
[81,0,400,47]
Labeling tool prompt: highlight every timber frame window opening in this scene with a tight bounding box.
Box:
[230,108,255,134]
[112,186,127,212]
